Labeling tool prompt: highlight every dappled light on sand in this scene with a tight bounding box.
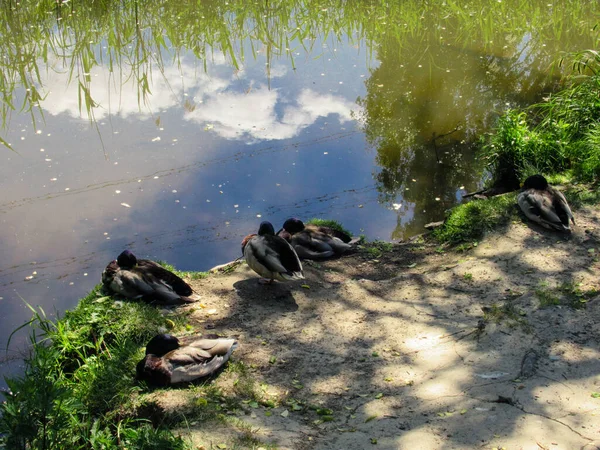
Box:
[150,207,600,448]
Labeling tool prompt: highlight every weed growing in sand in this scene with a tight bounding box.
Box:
[483,303,530,331]
[364,240,395,258]
[534,281,598,308]
[535,282,561,307]
[559,281,599,308]
[463,273,473,281]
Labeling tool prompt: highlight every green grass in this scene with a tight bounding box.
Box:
[433,192,518,244]
[433,178,599,245]
[480,69,600,185]
[0,287,189,449]
[0,260,288,449]
[363,240,395,258]
[433,52,600,246]
[482,303,530,331]
[306,218,353,238]
[156,261,209,281]
[535,281,598,309]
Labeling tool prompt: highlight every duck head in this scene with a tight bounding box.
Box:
[145,334,180,356]
[523,174,548,190]
[117,249,138,269]
[258,221,276,236]
[282,218,305,234]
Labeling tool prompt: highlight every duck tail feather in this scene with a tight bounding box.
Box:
[281,271,304,281]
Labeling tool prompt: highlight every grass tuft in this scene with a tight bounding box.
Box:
[306,218,353,237]
[0,286,187,449]
[433,193,518,244]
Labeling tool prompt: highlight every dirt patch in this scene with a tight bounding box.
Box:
[165,206,600,450]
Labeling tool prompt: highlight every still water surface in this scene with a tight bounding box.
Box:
[1,0,598,380]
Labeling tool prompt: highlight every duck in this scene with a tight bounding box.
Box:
[241,221,304,284]
[136,334,237,386]
[102,249,197,305]
[279,218,353,259]
[517,174,575,233]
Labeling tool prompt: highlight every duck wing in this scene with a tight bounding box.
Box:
[298,230,351,256]
[306,224,352,243]
[248,235,303,276]
[549,187,575,226]
[105,268,154,299]
[167,342,237,383]
[143,277,197,305]
[185,338,238,357]
[137,259,193,296]
[291,231,335,259]
[320,235,352,254]
[518,189,568,231]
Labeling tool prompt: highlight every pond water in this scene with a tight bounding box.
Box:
[1,0,599,381]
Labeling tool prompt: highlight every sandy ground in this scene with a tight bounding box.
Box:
[157,206,600,450]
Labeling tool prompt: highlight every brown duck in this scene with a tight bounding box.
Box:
[102,250,196,305]
[279,218,353,259]
[136,334,238,386]
[517,175,575,233]
[241,221,304,284]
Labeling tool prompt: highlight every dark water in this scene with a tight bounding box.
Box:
[1,0,599,381]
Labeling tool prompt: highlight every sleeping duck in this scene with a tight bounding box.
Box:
[136,334,237,386]
[517,174,575,233]
[241,221,304,284]
[279,218,353,259]
[102,250,197,305]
